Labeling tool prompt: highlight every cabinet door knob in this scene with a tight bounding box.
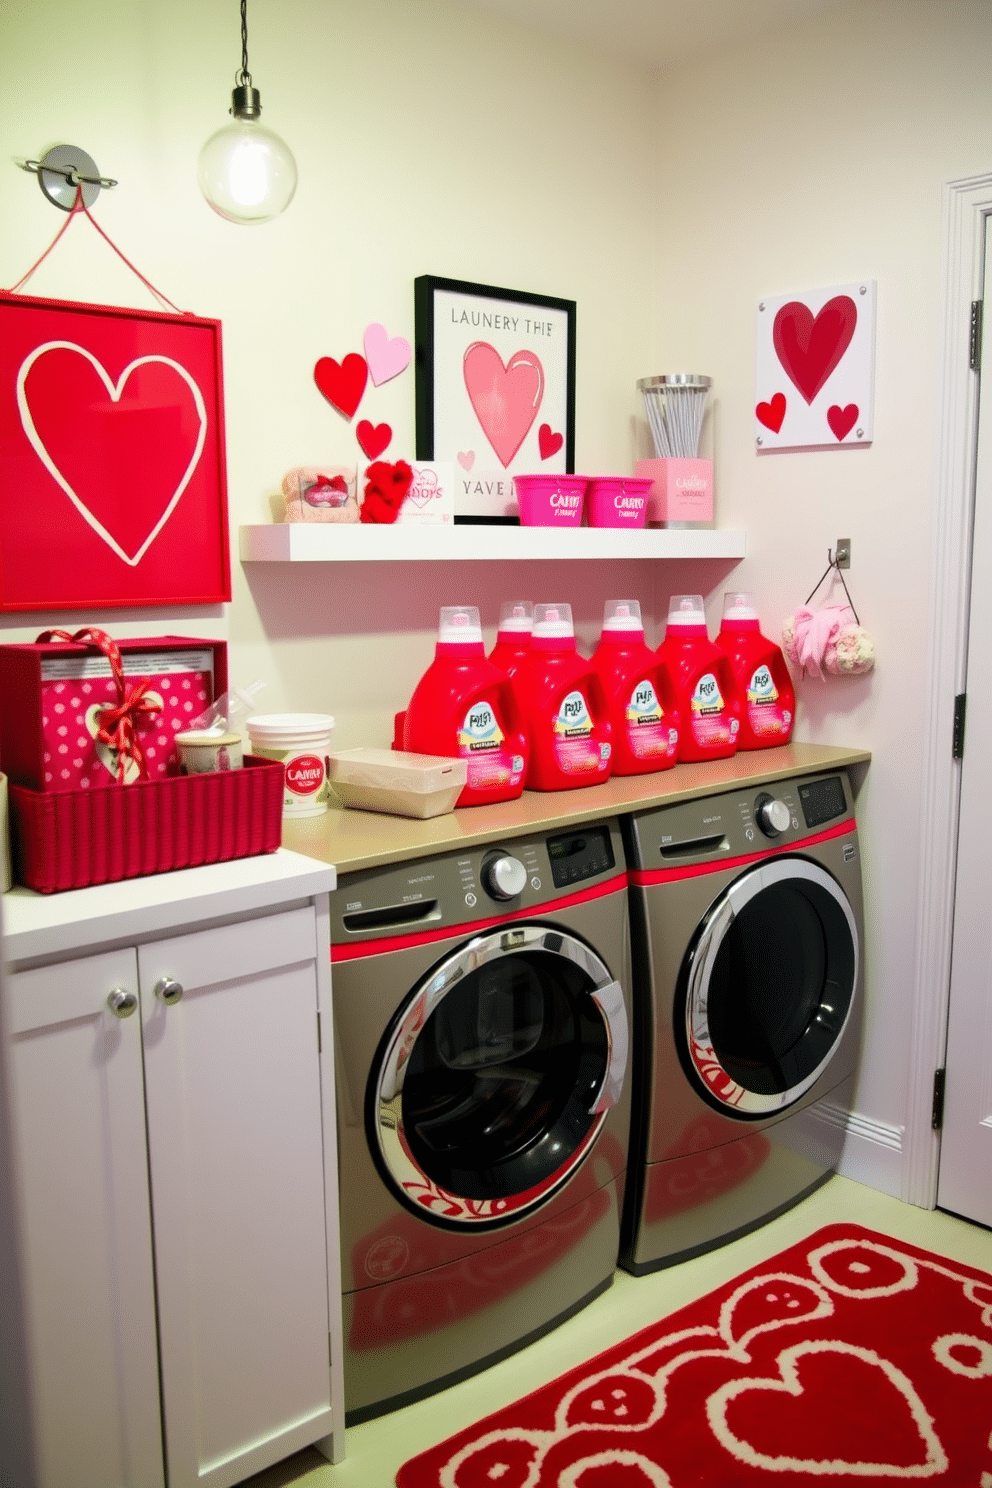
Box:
[107,988,138,1019]
[154,976,184,1006]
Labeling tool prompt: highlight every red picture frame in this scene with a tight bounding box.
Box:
[0,291,231,610]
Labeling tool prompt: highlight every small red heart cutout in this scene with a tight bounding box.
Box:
[756,392,787,433]
[357,419,392,459]
[827,403,859,441]
[538,423,564,460]
[314,353,368,419]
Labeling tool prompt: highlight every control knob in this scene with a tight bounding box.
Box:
[482,853,527,901]
[754,792,791,838]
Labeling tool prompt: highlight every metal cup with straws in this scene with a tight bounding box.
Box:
[637,374,712,459]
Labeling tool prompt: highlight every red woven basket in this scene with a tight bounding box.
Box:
[8,755,285,894]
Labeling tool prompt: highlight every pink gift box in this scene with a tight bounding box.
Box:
[0,636,226,792]
[635,458,713,525]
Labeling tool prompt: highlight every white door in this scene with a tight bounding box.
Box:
[939,215,992,1227]
[139,906,336,1488]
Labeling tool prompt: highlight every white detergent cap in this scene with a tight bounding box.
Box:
[439,606,483,643]
[667,593,706,626]
[498,600,534,633]
[602,599,643,632]
[533,602,574,639]
[722,591,758,621]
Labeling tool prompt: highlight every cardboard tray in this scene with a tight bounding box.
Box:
[328,748,466,819]
[8,755,284,894]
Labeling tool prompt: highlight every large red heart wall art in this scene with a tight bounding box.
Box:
[0,292,230,611]
[754,280,875,452]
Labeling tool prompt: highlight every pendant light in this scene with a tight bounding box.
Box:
[197,0,297,225]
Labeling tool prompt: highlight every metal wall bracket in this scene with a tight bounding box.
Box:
[834,538,851,570]
[19,145,117,212]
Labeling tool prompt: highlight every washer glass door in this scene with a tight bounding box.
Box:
[681,858,858,1117]
[369,924,628,1229]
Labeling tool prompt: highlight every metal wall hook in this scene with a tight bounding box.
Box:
[18,145,117,211]
[805,544,860,624]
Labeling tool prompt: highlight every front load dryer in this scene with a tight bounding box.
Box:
[329,821,631,1422]
[620,768,864,1274]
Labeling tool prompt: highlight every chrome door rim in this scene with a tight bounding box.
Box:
[685,857,858,1116]
[372,922,628,1227]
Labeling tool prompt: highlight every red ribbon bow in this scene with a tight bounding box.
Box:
[35,626,162,784]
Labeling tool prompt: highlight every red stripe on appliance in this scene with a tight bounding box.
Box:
[331,871,629,962]
[629,818,856,887]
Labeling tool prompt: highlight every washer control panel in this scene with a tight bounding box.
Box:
[625,771,854,869]
[330,818,625,945]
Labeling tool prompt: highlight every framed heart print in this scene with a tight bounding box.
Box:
[754,280,876,452]
[0,291,231,610]
[414,276,576,522]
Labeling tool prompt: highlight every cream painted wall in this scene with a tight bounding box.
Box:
[647,0,992,1193]
[2,0,989,1200]
[0,0,673,738]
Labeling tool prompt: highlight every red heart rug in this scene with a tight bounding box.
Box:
[396,1224,992,1486]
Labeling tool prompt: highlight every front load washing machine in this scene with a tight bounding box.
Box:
[329,820,631,1422]
[620,768,864,1274]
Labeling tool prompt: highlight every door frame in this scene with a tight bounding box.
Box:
[905,172,992,1206]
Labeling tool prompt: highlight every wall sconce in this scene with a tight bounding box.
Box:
[197,0,297,226]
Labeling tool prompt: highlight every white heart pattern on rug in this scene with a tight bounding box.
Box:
[705,1339,949,1476]
[17,341,207,567]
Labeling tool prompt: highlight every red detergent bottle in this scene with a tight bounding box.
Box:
[488,600,533,676]
[656,594,741,762]
[715,591,795,750]
[402,606,528,806]
[514,603,613,791]
[591,600,680,775]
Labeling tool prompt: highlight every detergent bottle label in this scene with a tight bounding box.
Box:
[745,664,792,739]
[553,689,610,775]
[625,679,678,761]
[458,701,524,790]
[690,672,737,748]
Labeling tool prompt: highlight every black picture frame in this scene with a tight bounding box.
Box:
[415,275,576,524]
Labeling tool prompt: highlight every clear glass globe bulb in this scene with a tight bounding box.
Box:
[198,117,297,225]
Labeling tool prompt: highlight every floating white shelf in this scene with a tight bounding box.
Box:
[238,523,746,564]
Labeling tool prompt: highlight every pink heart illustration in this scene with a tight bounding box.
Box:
[363,323,411,387]
[463,342,544,469]
[457,451,475,471]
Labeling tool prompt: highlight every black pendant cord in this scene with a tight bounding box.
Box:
[237,0,252,88]
[804,549,860,625]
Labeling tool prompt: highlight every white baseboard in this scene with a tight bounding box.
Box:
[817,1100,906,1198]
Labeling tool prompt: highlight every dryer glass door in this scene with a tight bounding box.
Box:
[681,858,858,1117]
[370,924,628,1229]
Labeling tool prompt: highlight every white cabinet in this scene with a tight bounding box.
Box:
[0,850,344,1488]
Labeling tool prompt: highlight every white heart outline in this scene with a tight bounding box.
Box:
[16,340,208,568]
[706,1338,949,1477]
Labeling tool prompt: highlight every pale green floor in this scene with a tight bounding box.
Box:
[240,1177,992,1488]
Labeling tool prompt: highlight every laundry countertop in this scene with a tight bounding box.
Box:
[282,741,871,876]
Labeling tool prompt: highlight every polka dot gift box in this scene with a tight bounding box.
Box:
[0,631,227,793]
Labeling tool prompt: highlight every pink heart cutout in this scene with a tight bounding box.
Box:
[457,451,475,471]
[463,342,544,469]
[827,403,859,441]
[363,323,411,387]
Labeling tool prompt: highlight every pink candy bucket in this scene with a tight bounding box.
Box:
[586,476,651,529]
[513,475,587,527]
